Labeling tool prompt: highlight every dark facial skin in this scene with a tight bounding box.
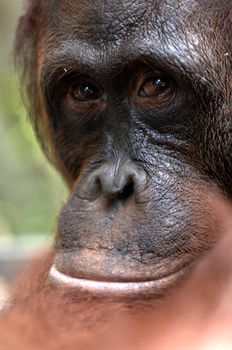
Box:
[15,0,232,297]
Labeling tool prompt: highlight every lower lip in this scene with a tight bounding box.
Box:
[49,265,189,298]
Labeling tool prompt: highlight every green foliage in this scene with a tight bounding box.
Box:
[0,71,67,236]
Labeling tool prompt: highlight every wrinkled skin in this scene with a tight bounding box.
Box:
[1,203,232,349]
[14,0,232,296]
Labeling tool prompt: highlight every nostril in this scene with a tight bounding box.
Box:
[117,179,134,201]
[100,178,135,201]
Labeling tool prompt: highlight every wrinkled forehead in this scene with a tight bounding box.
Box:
[45,0,202,45]
[39,0,229,81]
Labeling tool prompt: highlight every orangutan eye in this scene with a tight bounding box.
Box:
[70,80,103,102]
[139,75,175,99]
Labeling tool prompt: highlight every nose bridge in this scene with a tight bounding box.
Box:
[104,121,130,159]
[104,98,131,143]
[99,127,133,189]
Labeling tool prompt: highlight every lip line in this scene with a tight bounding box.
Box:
[49,264,189,294]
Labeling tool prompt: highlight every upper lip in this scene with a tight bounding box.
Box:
[48,264,191,298]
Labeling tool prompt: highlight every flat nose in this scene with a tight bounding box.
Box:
[81,161,147,201]
[98,161,147,200]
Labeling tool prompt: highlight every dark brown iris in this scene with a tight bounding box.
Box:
[71,82,102,102]
[139,75,174,98]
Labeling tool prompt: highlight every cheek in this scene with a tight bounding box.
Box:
[48,108,106,178]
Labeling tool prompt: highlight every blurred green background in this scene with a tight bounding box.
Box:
[0,1,67,240]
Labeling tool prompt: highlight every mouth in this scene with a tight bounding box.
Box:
[48,264,190,298]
